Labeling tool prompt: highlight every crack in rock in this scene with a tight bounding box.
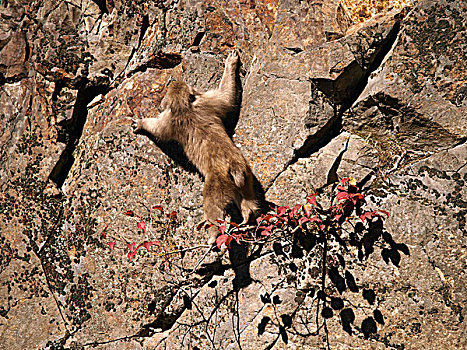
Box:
[271,13,405,188]
[49,81,110,187]
[326,136,350,185]
[312,19,402,110]
[128,52,183,77]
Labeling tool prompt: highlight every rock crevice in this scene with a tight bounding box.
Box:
[1,1,466,349]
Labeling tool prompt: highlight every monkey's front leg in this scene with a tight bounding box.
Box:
[133,112,173,141]
[218,50,240,106]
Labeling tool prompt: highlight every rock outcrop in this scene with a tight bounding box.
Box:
[0,0,465,349]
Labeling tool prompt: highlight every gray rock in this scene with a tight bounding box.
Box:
[0,0,465,349]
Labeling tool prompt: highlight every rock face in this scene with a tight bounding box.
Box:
[0,0,465,349]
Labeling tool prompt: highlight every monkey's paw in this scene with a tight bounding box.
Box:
[207,230,218,246]
[130,118,143,134]
[226,50,239,68]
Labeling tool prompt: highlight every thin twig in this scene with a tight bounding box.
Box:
[188,246,214,275]
[161,244,212,256]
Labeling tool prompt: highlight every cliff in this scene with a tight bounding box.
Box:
[0,0,465,349]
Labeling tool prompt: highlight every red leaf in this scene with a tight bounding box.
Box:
[140,241,161,251]
[101,225,109,239]
[124,210,135,216]
[167,211,177,220]
[218,225,227,234]
[260,229,272,236]
[127,251,137,262]
[153,205,164,213]
[216,234,232,249]
[309,215,322,223]
[310,215,326,230]
[259,224,273,232]
[127,242,138,252]
[197,221,215,230]
[298,217,309,228]
[336,185,346,191]
[349,193,365,205]
[341,178,349,184]
[360,211,373,223]
[360,209,389,222]
[307,194,318,206]
[232,233,243,244]
[303,204,312,218]
[108,240,116,250]
[137,221,146,233]
[256,214,272,226]
[274,220,283,227]
[336,192,349,202]
[291,204,301,217]
[276,206,288,217]
[196,221,207,230]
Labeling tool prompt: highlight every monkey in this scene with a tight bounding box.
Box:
[133,51,259,244]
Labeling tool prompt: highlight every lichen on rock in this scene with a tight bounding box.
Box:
[0,0,465,349]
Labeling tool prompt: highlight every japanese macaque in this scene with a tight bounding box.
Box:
[133,51,259,244]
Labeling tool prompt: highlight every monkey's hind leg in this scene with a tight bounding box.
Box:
[238,173,259,224]
[202,177,232,245]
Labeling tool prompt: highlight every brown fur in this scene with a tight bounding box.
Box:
[134,51,259,243]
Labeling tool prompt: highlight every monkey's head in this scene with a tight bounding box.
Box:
[161,81,198,116]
